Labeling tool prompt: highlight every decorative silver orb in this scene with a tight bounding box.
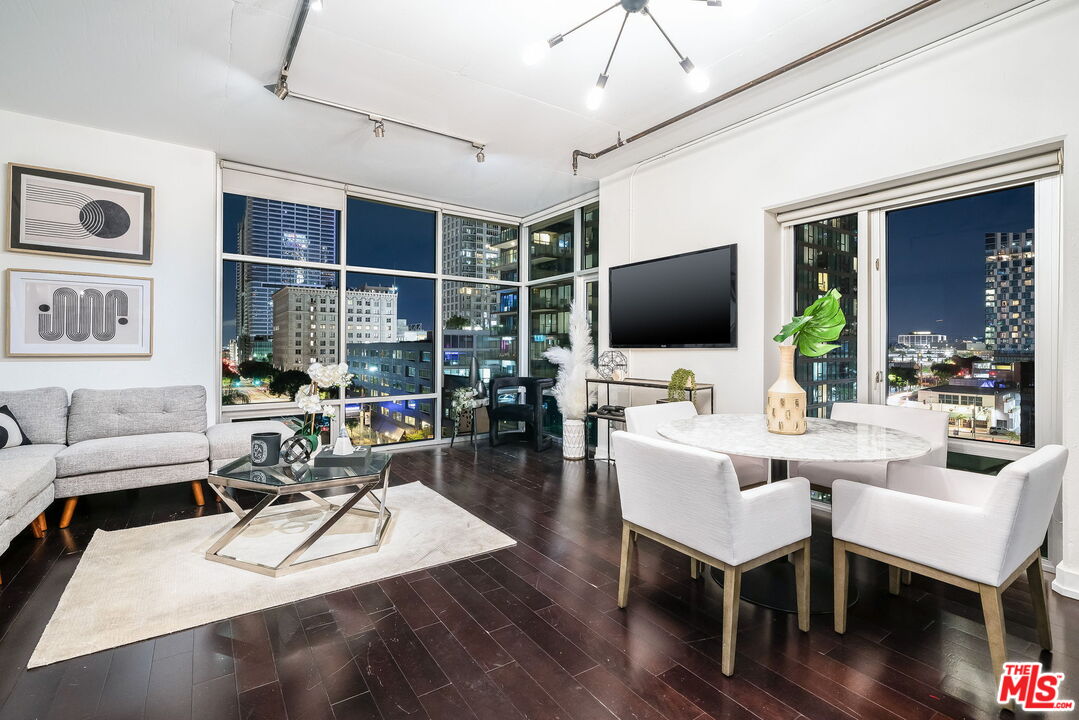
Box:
[598,350,628,380]
[281,434,313,465]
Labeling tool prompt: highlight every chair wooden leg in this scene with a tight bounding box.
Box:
[721,567,742,676]
[191,480,206,507]
[833,540,848,634]
[1026,556,1053,651]
[59,497,79,529]
[979,584,1008,686]
[617,524,634,608]
[888,566,901,596]
[901,569,912,585]
[795,538,810,632]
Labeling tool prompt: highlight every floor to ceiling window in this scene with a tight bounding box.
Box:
[791,214,859,418]
[220,166,598,448]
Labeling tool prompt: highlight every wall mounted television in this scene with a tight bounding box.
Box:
[608,245,737,349]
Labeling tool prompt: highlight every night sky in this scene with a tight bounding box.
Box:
[886,184,1034,343]
[221,194,435,345]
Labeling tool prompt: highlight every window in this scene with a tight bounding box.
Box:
[220,167,598,447]
[347,197,435,273]
[582,202,599,270]
[885,185,1035,446]
[441,281,519,438]
[529,212,574,280]
[792,214,858,417]
[528,278,572,378]
[442,215,519,282]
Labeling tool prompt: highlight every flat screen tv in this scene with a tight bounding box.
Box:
[609,245,737,348]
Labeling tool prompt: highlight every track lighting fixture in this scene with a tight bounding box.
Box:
[474,144,486,163]
[523,0,717,108]
[372,118,386,137]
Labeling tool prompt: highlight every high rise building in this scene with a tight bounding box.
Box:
[441,217,504,328]
[792,214,859,417]
[984,229,1034,358]
[271,284,398,371]
[235,197,339,361]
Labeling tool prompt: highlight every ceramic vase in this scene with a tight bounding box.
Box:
[562,417,586,461]
[766,345,806,435]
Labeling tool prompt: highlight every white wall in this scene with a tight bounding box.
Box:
[0,109,218,422]
[598,1,1079,592]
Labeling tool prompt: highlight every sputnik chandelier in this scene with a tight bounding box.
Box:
[522,0,721,109]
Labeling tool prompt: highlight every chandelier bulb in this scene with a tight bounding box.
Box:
[586,73,609,110]
[309,0,323,11]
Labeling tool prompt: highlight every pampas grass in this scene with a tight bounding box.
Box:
[543,297,597,420]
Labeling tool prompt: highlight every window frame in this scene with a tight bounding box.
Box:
[217,162,599,449]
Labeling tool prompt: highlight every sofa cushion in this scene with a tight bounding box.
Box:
[68,386,207,444]
[0,445,62,520]
[55,432,209,478]
[0,387,68,445]
[206,420,293,463]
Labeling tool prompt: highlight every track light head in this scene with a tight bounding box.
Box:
[475,147,486,163]
[372,119,385,138]
[265,81,290,100]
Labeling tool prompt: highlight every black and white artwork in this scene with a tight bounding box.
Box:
[7,164,153,263]
[6,269,153,357]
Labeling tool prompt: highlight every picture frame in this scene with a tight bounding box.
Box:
[6,163,154,264]
[5,268,153,357]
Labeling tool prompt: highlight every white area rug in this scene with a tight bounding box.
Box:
[30,482,515,667]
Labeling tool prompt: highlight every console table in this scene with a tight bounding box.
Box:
[585,377,714,461]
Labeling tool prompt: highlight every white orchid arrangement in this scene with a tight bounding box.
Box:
[542,297,597,421]
[294,361,354,435]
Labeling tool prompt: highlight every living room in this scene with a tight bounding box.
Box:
[1,1,1077,718]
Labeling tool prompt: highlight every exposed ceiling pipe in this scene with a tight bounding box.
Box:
[266,0,487,158]
[570,0,944,175]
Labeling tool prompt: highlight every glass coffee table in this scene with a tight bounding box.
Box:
[205,451,392,577]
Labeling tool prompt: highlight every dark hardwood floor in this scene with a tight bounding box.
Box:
[0,443,1076,720]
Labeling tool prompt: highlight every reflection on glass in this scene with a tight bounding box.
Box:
[792,214,858,418]
[344,400,434,446]
[529,212,574,280]
[223,193,339,262]
[222,260,339,406]
[441,281,519,437]
[344,272,435,399]
[347,197,435,273]
[582,203,599,270]
[529,278,572,378]
[886,185,1034,447]
[442,215,519,282]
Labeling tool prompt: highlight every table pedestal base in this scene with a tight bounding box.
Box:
[712,556,858,615]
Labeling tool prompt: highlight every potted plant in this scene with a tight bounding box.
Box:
[768,288,846,435]
[543,297,597,460]
[666,368,696,403]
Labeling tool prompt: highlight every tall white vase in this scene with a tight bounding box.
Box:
[562,417,586,460]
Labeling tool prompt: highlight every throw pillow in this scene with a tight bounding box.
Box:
[0,405,33,449]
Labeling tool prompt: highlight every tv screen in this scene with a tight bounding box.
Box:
[609,245,737,348]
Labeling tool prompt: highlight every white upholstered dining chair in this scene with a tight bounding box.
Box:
[832,445,1068,687]
[623,402,767,486]
[612,430,811,676]
[789,402,949,488]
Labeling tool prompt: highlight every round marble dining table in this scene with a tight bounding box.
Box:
[655,413,932,615]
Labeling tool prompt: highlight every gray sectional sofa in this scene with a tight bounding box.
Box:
[0,385,290,580]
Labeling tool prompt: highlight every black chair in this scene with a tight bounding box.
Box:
[486,377,555,452]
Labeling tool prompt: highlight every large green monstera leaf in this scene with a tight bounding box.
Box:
[773,288,846,358]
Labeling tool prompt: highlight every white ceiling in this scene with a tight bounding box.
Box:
[0,0,1033,216]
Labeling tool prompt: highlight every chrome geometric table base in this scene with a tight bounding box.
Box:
[205,464,392,578]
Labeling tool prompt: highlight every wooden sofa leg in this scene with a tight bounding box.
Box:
[191,481,206,507]
[59,498,79,529]
[30,516,44,539]
[37,513,47,533]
